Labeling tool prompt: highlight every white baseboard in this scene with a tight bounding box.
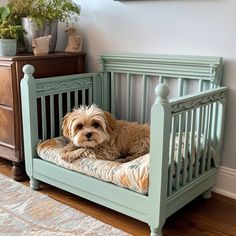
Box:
[213,166,236,199]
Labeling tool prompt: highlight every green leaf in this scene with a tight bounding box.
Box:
[0,6,11,21]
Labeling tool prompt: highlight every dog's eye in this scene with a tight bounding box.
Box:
[92,122,100,128]
[77,124,83,130]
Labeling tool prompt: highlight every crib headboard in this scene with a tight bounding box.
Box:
[99,53,223,122]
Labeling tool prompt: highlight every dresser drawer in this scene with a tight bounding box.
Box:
[0,67,13,106]
[0,106,15,148]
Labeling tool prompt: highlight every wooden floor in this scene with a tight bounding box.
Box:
[1,158,236,236]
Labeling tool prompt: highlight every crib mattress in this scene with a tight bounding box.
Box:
[37,136,215,194]
[37,137,149,194]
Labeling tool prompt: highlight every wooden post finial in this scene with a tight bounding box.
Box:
[23,64,35,75]
[155,83,169,102]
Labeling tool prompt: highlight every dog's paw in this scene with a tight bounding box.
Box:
[61,153,77,163]
[118,158,130,163]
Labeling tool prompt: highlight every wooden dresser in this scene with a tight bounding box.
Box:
[0,52,86,180]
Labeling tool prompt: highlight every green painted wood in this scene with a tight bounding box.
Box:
[33,158,149,222]
[50,95,55,138]
[20,65,39,177]
[198,79,203,92]
[159,75,164,84]
[166,168,218,217]
[89,88,93,105]
[58,93,63,136]
[168,116,177,196]
[141,75,147,123]
[176,113,184,190]
[20,53,227,236]
[201,105,209,174]
[183,111,190,185]
[110,72,116,114]
[29,177,40,190]
[101,72,110,111]
[189,109,196,182]
[74,90,79,108]
[195,107,202,178]
[92,73,103,108]
[215,97,227,166]
[100,53,223,82]
[148,83,171,232]
[178,78,184,96]
[126,73,132,121]
[41,96,47,140]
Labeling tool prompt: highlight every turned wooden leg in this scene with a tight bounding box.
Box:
[12,161,27,181]
[150,227,162,236]
[202,188,212,199]
[30,177,40,190]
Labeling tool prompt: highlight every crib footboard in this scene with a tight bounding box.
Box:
[148,84,227,230]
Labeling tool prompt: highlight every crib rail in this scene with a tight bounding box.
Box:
[36,73,96,140]
[21,65,103,142]
[167,87,227,196]
[100,53,222,80]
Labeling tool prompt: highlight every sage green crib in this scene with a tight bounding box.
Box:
[20,53,227,236]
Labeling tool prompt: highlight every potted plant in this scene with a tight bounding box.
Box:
[8,0,81,52]
[0,5,24,56]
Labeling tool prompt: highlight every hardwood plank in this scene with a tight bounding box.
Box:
[0,157,236,236]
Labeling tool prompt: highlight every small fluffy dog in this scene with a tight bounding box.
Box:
[61,104,150,163]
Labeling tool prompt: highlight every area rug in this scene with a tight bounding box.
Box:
[0,173,130,236]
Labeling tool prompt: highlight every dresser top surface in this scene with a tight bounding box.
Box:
[0,52,86,61]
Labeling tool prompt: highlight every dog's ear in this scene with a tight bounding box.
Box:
[62,112,72,138]
[103,111,116,134]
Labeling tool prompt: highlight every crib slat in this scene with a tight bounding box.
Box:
[82,89,86,105]
[195,107,203,178]
[41,96,47,140]
[126,74,132,121]
[67,92,71,112]
[188,109,196,182]
[111,72,116,115]
[212,102,219,147]
[207,103,213,170]
[176,113,185,190]
[159,75,164,84]
[201,105,209,174]
[74,90,79,108]
[168,116,177,195]
[198,79,203,92]
[210,82,215,89]
[178,78,184,96]
[89,88,93,105]
[141,75,147,123]
[201,104,206,134]
[50,95,55,138]
[183,110,190,186]
[58,93,63,136]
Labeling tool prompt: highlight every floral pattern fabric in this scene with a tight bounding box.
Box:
[37,135,216,195]
[37,137,149,194]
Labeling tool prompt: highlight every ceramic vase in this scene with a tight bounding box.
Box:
[0,39,17,56]
[21,18,58,53]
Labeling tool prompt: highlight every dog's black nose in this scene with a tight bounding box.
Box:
[86,132,92,139]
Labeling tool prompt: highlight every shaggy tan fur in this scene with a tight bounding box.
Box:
[61,105,150,163]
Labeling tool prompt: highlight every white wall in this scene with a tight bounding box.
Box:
[70,0,236,171]
[0,0,7,5]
